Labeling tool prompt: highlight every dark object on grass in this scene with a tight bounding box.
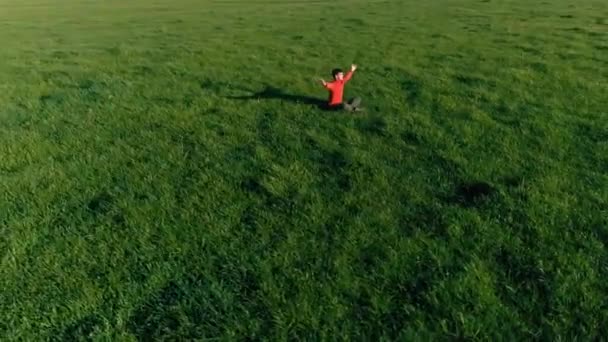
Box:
[455,181,496,206]
[87,192,114,215]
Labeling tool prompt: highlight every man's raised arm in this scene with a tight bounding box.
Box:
[344,64,357,82]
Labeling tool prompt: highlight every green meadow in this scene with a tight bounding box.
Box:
[1,0,607,339]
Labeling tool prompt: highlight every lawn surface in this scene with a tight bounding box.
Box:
[1,0,607,339]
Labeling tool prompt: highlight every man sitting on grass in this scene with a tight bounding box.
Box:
[320,64,362,112]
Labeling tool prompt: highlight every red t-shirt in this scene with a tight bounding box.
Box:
[324,71,353,106]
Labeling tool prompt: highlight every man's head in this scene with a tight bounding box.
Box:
[332,68,344,81]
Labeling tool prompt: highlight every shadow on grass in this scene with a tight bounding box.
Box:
[226,86,325,108]
[127,265,269,340]
[57,314,105,340]
[452,181,497,208]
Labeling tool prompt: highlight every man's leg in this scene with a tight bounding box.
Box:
[343,97,362,112]
[350,97,361,110]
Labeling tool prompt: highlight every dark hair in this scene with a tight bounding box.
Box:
[332,68,343,78]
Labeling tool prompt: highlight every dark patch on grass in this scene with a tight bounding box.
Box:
[77,79,104,102]
[463,25,478,33]
[430,154,463,182]
[225,145,257,171]
[239,205,257,230]
[239,175,296,217]
[477,94,510,115]
[587,31,604,38]
[493,37,509,44]
[228,86,323,107]
[477,23,491,31]
[503,176,524,188]
[85,261,109,283]
[401,203,447,238]
[105,46,121,56]
[594,45,608,51]
[428,53,464,64]
[340,289,377,337]
[318,149,352,191]
[401,130,423,146]
[430,97,442,115]
[516,45,542,56]
[206,107,222,116]
[358,241,389,271]
[128,268,266,340]
[592,222,608,247]
[79,79,95,90]
[321,208,356,248]
[344,18,366,26]
[227,84,326,109]
[257,111,277,147]
[51,51,69,59]
[292,35,304,40]
[357,116,387,137]
[39,93,65,106]
[123,250,154,284]
[453,181,496,207]
[386,249,454,318]
[305,140,353,193]
[153,96,177,106]
[87,192,114,215]
[430,33,450,39]
[41,70,71,84]
[112,213,126,226]
[182,94,195,107]
[58,314,104,340]
[135,192,150,202]
[128,281,188,339]
[562,27,586,34]
[494,248,551,319]
[199,78,222,92]
[402,75,423,106]
[455,75,483,86]
[453,74,492,88]
[133,65,155,76]
[557,52,580,61]
[243,191,284,231]
[241,177,270,197]
[577,122,607,143]
[559,14,574,19]
[529,62,548,73]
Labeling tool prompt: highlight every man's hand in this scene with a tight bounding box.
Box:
[351,64,357,72]
[319,78,327,86]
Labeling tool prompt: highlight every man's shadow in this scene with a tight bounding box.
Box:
[227,86,326,108]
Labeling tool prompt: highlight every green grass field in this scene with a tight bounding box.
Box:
[1,0,607,339]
